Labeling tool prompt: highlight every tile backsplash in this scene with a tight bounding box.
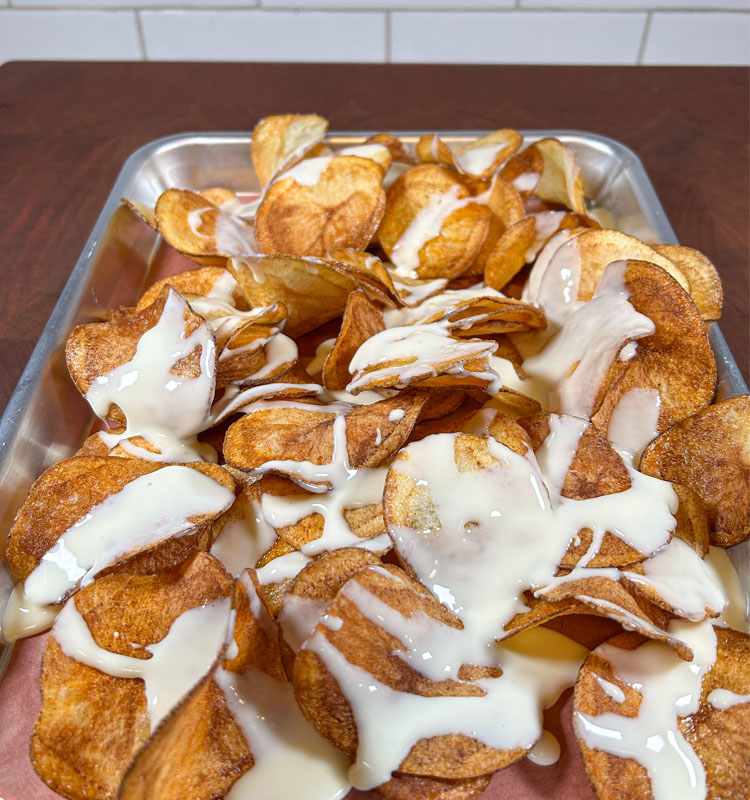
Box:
[1,2,748,65]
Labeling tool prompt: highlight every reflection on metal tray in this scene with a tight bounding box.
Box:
[0,131,747,679]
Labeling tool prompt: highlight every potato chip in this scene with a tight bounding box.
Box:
[526,138,586,214]
[121,197,157,229]
[224,392,427,489]
[367,133,417,165]
[155,188,257,258]
[378,164,491,280]
[32,552,233,800]
[294,562,528,780]
[6,456,235,596]
[499,146,544,197]
[250,113,329,189]
[454,129,522,179]
[229,253,356,337]
[591,259,716,434]
[323,290,385,390]
[653,243,723,321]
[375,772,491,800]
[135,266,244,312]
[255,155,386,258]
[574,625,750,800]
[416,133,459,170]
[640,394,750,547]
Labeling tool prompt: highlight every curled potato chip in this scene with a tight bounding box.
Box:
[591,260,716,434]
[327,247,448,308]
[416,134,459,169]
[224,392,427,488]
[454,129,522,179]
[155,188,257,258]
[279,547,383,674]
[653,243,723,321]
[500,147,544,197]
[323,290,385,390]
[260,474,389,556]
[378,164,491,280]
[526,138,586,214]
[32,552,233,800]
[537,575,692,660]
[121,197,157,229]
[294,563,527,779]
[250,113,329,189]
[229,254,355,337]
[136,266,245,313]
[573,625,750,800]
[640,395,750,547]
[6,456,235,591]
[367,133,417,165]
[534,229,689,306]
[255,155,386,258]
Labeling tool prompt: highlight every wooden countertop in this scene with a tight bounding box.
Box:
[0,61,747,407]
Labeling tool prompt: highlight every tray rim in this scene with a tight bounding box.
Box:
[0,128,747,680]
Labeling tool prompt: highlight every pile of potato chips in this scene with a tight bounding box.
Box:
[2,114,749,800]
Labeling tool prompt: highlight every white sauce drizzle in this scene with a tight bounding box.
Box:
[455,143,505,176]
[21,465,234,608]
[707,688,750,710]
[54,596,231,730]
[527,730,561,766]
[574,619,718,800]
[277,156,333,187]
[87,289,217,462]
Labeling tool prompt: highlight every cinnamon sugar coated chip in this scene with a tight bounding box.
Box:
[0,118,746,800]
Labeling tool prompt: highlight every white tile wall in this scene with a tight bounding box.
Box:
[139,10,386,62]
[391,11,647,64]
[0,2,747,66]
[0,10,142,61]
[643,11,750,63]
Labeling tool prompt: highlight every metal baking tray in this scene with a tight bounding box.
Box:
[0,130,747,680]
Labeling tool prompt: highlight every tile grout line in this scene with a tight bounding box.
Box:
[385,9,391,63]
[134,8,148,59]
[636,10,653,64]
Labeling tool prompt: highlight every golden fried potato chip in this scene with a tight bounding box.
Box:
[224,392,427,489]
[367,133,417,165]
[121,197,157,229]
[155,189,257,258]
[135,266,244,312]
[536,229,689,304]
[323,290,385,390]
[32,552,233,800]
[250,113,329,189]
[527,138,586,214]
[517,414,648,569]
[278,547,383,673]
[255,155,386,258]
[347,326,498,395]
[378,164,491,280]
[376,772,491,800]
[229,254,356,337]
[327,247,448,308]
[499,147,544,197]
[6,456,235,593]
[640,395,750,547]
[653,243,723,321]
[218,321,297,388]
[537,575,693,660]
[416,134,459,169]
[591,260,716,434]
[453,129,522,179]
[259,475,389,556]
[294,563,527,779]
[574,626,750,800]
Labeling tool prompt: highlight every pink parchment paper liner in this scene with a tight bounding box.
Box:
[0,632,596,800]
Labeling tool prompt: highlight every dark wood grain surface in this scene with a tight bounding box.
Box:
[0,61,747,412]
